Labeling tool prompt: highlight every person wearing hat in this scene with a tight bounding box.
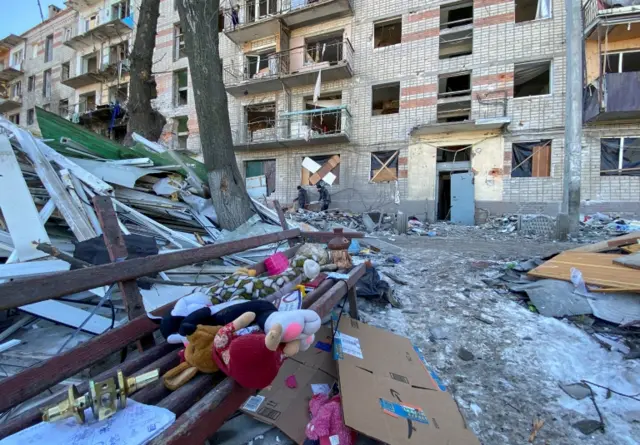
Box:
[293,185,309,210]
[316,182,331,211]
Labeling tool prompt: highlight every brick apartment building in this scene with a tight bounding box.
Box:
[1,0,639,222]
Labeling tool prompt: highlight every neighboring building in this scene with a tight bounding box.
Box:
[3,0,640,221]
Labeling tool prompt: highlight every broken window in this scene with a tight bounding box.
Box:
[27,108,35,125]
[27,75,35,92]
[602,50,640,74]
[514,61,551,98]
[9,113,20,125]
[174,24,186,61]
[305,32,344,65]
[374,17,402,48]
[44,35,53,63]
[175,116,189,149]
[246,102,276,142]
[246,49,277,79]
[437,146,472,163]
[79,91,96,113]
[440,1,473,30]
[174,69,188,106]
[61,62,70,80]
[59,99,69,117]
[10,81,22,97]
[438,72,471,98]
[370,150,399,182]
[109,84,128,103]
[111,0,130,20]
[109,41,128,64]
[437,73,471,122]
[515,0,550,23]
[83,52,98,74]
[246,0,277,23]
[439,29,472,59]
[372,82,400,116]
[301,154,341,186]
[303,93,343,135]
[245,159,276,197]
[600,137,640,176]
[511,140,552,177]
[42,69,51,98]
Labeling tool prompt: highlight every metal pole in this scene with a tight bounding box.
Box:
[559,0,584,239]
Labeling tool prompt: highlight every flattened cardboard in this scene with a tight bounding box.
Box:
[335,317,480,445]
[240,327,337,445]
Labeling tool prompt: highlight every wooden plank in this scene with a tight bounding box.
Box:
[94,196,155,350]
[613,253,640,270]
[623,243,640,253]
[0,136,50,261]
[347,287,359,319]
[273,200,295,248]
[309,154,340,185]
[528,252,640,289]
[0,229,301,311]
[301,231,364,243]
[0,341,178,439]
[0,313,161,415]
[570,232,640,253]
[532,143,551,177]
[608,236,640,248]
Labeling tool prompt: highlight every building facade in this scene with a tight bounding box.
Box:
[2,0,640,222]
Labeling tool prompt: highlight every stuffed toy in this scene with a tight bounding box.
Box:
[212,312,305,389]
[163,325,220,390]
[305,394,356,445]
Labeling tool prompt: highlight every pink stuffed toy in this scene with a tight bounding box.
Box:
[305,394,356,445]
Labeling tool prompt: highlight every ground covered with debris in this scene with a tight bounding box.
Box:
[355,234,640,445]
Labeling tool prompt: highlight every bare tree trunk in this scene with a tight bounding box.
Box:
[177,0,254,230]
[124,0,166,146]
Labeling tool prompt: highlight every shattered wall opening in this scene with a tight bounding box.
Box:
[515,0,550,23]
[245,102,276,142]
[305,31,343,64]
[601,137,640,176]
[440,1,473,30]
[370,150,399,182]
[303,93,342,135]
[511,140,552,177]
[372,82,400,115]
[374,17,402,48]
[437,72,471,122]
[246,50,277,79]
[514,61,551,97]
[245,159,276,197]
[173,69,188,106]
[175,116,189,149]
[174,24,186,61]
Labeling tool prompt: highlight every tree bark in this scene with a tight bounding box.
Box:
[177,0,254,230]
[124,0,166,146]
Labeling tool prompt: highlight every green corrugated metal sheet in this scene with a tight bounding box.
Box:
[35,107,208,182]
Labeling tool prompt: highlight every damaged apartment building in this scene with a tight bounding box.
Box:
[3,0,640,222]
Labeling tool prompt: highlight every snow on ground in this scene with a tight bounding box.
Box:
[356,234,640,445]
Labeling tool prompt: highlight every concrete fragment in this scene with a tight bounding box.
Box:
[559,383,591,400]
[458,347,474,361]
[572,419,603,435]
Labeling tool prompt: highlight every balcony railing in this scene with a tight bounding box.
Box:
[223,0,353,42]
[224,38,354,96]
[64,15,133,51]
[583,0,640,37]
[232,106,351,149]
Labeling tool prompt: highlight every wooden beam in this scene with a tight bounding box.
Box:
[0,229,301,310]
[93,196,155,350]
[273,200,295,248]
[347,287,359,319]
[301,230,364,243]
[308,265,366,317]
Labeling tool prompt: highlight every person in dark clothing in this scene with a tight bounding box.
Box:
[316,183,331,211]
[293,185,308,210]
[231,5,240,29]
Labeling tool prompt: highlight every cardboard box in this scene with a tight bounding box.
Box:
[240,326,338,445]
[335,316,480,445]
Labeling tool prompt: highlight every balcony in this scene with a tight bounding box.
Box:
[62,59,130,89]
[233,106,351,150]
[224,38,354,96]
[0,35,25,51]
[64,16,133,51]
[223,0,353,44]
[584,72,640,122]
[64,0,103,9]
[583,0,640,39]
[0,61,23,84]
[0,95,21,113]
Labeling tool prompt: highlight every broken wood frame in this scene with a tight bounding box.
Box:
[511,140,552,177]
[0,228,365,443]
[370,150,399,183]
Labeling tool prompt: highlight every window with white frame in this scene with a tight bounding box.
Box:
[601,137,640,176]
[11,81,22,97]
[602,50,640,74]
[11,49,23,68]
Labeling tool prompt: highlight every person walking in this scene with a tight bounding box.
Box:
[293,185,308,210]
[316,183,331,211]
